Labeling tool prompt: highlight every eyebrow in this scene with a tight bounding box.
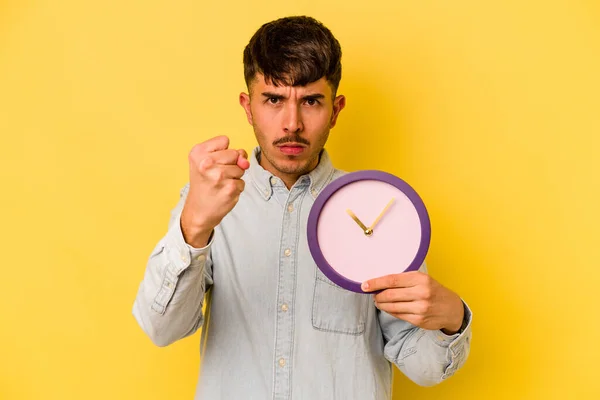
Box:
[261,92,326,101]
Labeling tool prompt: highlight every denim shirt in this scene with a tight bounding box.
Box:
[132,147,472,400]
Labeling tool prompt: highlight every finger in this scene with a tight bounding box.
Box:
[375,301,419,315]
[201,135,230,152]
[373,287,420,303]
[224,178,245,196]
[375,302,416,315]
[209,149,244,165]
[236,148,248,159]
[390,313,425,328]
[236,149,250,170]
[234,179,245,193]
[215,165,244,179]
[209,165,246,180]
[362,271,421,292]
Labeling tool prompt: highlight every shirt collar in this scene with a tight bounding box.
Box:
[248,146,335,201]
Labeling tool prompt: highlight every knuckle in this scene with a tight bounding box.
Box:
[190,143,203,155]
[421,286,432,300]
[385,290,397,303]
[196,141,207,150]
[215,135,230,147]
[198,156,214,172]
[417,301,430,314]
[225,148,238,158]
[421,273,432,285]
[188,145,201,163]
[213,168,225,181]
[225,181,238,195]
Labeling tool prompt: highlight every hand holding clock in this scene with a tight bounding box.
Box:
[308,169,464,334]
[361,272,465,335]
[346,196,463,334]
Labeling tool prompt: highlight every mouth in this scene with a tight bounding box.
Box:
[277,143,307,156]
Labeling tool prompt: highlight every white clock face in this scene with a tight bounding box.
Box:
[315,178,424,284]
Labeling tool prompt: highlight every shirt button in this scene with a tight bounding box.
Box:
[278,358,286,367]
[270,176,277,185]
[311,188,318,197]
[281,304,288,312]
[287,203,294,212]
[284,248,292,257]
[196,254,206,262]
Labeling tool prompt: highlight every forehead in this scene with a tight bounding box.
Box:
[250,74,332,96]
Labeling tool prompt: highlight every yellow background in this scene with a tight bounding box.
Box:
[1,0,599,399]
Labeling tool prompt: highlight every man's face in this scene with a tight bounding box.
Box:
[239,74,345,181]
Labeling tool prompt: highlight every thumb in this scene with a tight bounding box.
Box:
[236,149,250,170]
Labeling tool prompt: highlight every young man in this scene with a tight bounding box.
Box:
[133,15,472,399]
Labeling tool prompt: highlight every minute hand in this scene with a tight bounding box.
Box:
[369,198,395,230]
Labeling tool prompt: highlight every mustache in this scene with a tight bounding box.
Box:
[273,135,310,146]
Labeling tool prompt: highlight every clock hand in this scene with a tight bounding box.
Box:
[369,197,395,231]
[346,209,371,235]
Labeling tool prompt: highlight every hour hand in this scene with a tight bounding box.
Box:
[346,209,370,233]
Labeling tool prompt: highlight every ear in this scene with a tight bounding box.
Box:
[239,92,253,125]
[329,95,346,129]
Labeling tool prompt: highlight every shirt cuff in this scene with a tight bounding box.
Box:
[164,211,213,275]
[186,231,214,263]
[427,299,473,347]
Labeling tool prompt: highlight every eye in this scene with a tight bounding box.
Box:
[305,98,319,106]
[268,97,280,104]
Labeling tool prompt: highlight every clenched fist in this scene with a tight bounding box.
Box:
[181,135,250,248]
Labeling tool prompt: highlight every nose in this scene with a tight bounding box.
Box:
[282,103,303,134]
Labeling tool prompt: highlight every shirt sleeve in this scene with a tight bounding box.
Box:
[378,263,473,386]
[132,184,214,347]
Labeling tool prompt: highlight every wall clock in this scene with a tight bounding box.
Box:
[307,170,431,293]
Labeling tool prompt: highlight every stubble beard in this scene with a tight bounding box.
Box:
[254,124,329,177]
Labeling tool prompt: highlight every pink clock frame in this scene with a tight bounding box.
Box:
[307,170,431,293]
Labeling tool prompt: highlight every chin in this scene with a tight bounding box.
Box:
[274,159,312,175]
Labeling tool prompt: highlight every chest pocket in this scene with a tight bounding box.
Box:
[311,268,370,335]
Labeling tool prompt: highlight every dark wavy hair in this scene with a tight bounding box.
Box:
[243,16,342,96]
